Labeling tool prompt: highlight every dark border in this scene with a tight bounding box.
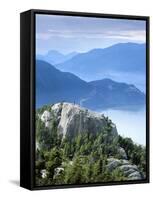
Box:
[20,10,35,189]
[30,9,149,190]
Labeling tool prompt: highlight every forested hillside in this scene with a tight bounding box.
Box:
[35,103,146,186]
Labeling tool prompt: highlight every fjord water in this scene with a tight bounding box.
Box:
[101,106,146,146]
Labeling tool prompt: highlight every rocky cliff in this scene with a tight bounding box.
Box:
[36,102,145,182]
[40,102,117,139]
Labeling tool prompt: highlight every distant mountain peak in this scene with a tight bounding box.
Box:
[36,50,78,65]
[80,42,145,54]
[36,60,145,110]
[47,50,64,56]
[56,42,146,86]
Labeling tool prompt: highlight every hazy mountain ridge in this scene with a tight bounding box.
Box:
[36,60,92,108]
[56,43,146,84]
[36,50,78,65]
[87,78,145,110]
[36,60,145,110]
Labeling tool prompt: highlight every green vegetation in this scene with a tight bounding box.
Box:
[118,136,146,176]
[35,106,146,186]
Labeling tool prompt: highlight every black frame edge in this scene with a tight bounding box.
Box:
[20,10,33,190]
[146,16,150,184]
[30,9,150,19]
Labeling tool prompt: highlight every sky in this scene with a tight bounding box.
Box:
[36,14,146,54]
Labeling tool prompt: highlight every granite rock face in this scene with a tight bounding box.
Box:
[107,158,143,180]
[41,110,52,128]
[117,147,127,159]
[40,102,118,139]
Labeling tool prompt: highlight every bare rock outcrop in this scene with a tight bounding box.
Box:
[40,102,118,139]
[107,158,143,180]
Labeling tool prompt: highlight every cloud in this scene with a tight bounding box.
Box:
[103,30,146,42]
[36,29,146,42]
[36,33,52,40]
[36,14,146,53]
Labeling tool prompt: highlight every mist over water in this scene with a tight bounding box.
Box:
[83,72,146,93]
[100,106,146,146]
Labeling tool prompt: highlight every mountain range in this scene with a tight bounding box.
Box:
[36,50,78,65]
[36,60,145,110]
[36,60,91,108]
[56,43,146,84]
